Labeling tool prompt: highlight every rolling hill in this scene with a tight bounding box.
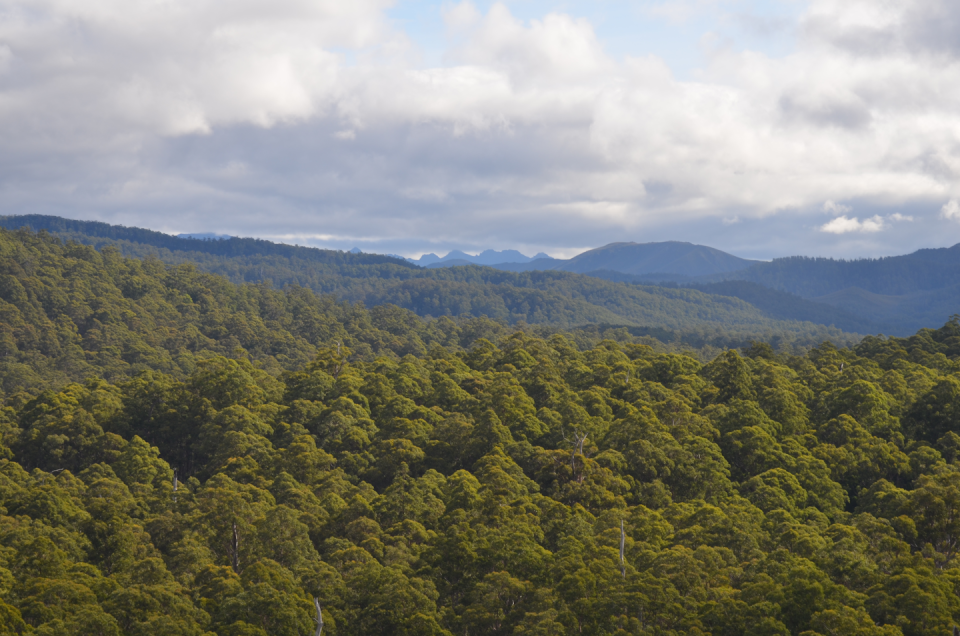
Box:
[701,248,960,334]
[0,216,861,348]
[487,241,757,277]
[509,240,960,336]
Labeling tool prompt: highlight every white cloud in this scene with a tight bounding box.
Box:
[819,215,886,234]
[942,200,960,220]
[443,3,612,84]
[0,0,398,139]
[1,0,960,255]
[823,200,852,215]
[889,213,914,222]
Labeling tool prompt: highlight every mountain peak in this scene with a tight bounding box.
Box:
[409,248,553,267]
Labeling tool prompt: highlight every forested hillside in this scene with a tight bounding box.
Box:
[696,250,960,334]
[0,228,864,398]
[1,228,960,634]
[566,249,960,336]
[0,217,860,343]
[727,250,960,298]
[586,274,887,335]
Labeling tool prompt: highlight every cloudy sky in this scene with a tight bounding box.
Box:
[2,0,959,260]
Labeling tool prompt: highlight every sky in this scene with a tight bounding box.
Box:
[1,0,960,260]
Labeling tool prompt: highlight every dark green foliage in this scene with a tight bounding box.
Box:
[3,229,960,634]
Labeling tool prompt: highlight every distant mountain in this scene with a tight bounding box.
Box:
[495,241,756,277]
[720,247,960,297]
[690,246,960,334]
[410,249,552,267]
[498,241,960,335]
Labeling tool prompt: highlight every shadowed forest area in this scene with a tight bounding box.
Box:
[1,229,960,634]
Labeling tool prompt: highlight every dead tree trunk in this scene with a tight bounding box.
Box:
[231,522,241,574]
[619,519,626,579]
[313,597,325,636]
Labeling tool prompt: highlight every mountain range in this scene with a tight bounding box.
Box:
[430,241,756,277]
[412,249,552,267]
[417,240,960,335]
[0,214,956,337]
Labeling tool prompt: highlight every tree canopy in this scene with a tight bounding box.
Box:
[1,228,959,634]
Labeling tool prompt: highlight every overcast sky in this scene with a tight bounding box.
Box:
[2,0,960,260]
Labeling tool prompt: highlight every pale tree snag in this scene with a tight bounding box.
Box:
[313,597,325,636]
[563,430,589,482]
[172,469,178,503]
[332,341,346,379]
[620,519,626,579]
[231,522,241,574]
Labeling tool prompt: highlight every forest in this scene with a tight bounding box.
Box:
[0,216,864,342]
[1,228,960,634]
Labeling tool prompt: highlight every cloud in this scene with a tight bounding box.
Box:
[0,0,959,258]
[0,0,398,141]
[802,0,960,58]
[889,213,914,222]
[817,210,914,234]
[443,2,612,84]
[823,200,852,215]
[820,215,886,234]
[942,200,960,220]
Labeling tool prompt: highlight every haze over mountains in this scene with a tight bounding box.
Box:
[1,214,957,337]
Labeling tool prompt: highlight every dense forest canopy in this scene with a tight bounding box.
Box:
[1,227,960,634]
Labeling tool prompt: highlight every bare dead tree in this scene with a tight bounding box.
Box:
[574,431,588,456]
[573,431,589,482]
[332,341,346,379]
[230,522,241,574]
[172,468,178,503]
[560,428,591,482]
[620,519,626,579]
[313,597,325,636]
